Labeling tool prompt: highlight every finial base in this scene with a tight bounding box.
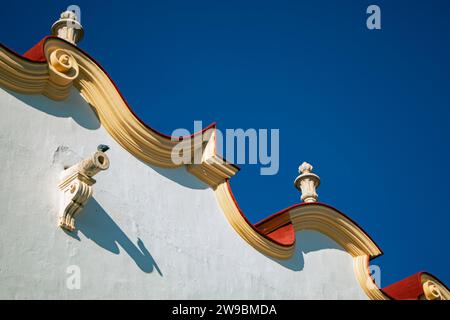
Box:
[51,10,84,45]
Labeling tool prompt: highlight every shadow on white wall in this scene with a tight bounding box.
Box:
[269,230,345,271]
[65,197,163,275]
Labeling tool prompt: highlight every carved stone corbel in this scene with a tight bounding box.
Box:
[58,147,110,231]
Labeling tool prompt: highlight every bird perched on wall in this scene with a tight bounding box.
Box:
[97,144,110,152]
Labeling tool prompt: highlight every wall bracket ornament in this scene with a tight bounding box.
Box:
[58,146,110,231]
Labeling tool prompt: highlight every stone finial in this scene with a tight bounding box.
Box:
[299,162,313,174]
[294,162,320,203]
[51,9,84,45]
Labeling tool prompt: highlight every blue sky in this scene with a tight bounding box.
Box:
[2,1,449,288]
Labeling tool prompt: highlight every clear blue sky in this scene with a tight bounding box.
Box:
[2,0,449,288]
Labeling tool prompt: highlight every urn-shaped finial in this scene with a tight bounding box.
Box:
[51,9,84,45]
[294,162,320,203]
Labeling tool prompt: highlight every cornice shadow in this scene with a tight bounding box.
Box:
[270,230,345,271]
[7,88,100,130]
[148,164,209,190]
[7,88,208,190]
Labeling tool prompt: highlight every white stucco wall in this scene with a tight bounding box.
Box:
[0,87,368,299]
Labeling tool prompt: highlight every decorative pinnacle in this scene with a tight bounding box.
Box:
[299,162,313,174]
[60,11,77,21]
[294,162,320,203]
[51,9,84,45]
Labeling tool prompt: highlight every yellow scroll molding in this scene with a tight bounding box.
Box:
[1,37,448,300]
[0,38,238,186]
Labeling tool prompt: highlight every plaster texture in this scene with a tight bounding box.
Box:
[0,88,367,299]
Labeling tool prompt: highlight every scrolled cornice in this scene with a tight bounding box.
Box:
[289,204,382,258]
[214,180,382,260]
[0,37,238,185]
[1,37,447,300]
[214,181,295,260]
[421,274,450,300]
[353,255,390,300]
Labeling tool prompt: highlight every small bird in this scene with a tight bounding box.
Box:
[97,144,110,152]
